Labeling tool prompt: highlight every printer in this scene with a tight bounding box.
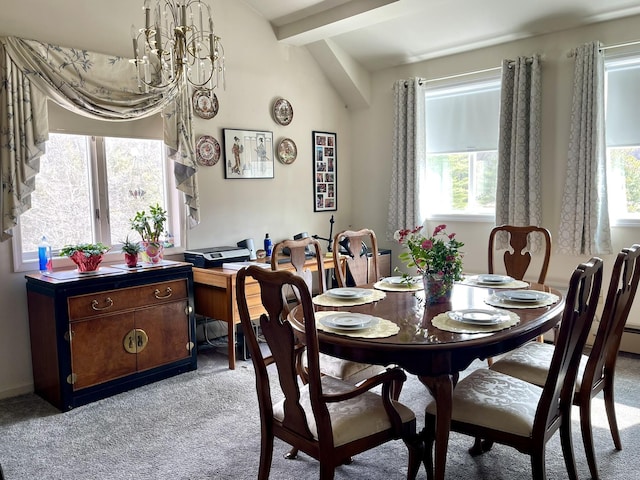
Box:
[183,246,251,268]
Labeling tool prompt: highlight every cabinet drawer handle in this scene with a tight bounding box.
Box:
[91,297,113,311]
[154,287,173,299]
[123,328,148,354]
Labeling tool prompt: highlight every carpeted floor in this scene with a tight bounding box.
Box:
[0,349,638,480]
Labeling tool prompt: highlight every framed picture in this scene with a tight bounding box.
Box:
[312,131,337,211]
[223,129,274,179]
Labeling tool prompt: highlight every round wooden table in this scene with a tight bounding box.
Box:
[293,282,565,480]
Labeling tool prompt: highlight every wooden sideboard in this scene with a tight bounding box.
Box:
[192,251,391,369]
[25,261,197,411]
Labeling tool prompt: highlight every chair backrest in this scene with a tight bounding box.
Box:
[535,257,603,434]
[271,237,326,295]
[236,266,328,443]
[582,244,640,394]
[332,228,380,287]
[488,225,552,284]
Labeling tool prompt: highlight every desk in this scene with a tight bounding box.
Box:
[293,282,564,480]
[192,256,337,369]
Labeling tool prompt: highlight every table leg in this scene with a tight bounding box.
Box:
[227,320,236,370]
[419,374,455,480]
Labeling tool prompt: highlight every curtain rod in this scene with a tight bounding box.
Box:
[408,56,537,86]
[567,39,640,57]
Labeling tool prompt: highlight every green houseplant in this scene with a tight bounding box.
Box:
[130,203,167,264]
[60,242,110,273]
[121,236,142,268]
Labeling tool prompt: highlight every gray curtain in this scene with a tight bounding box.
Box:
[387,78,424,238]
[0,36,199,241]
[495,56,542,249]
[557,42,612,255]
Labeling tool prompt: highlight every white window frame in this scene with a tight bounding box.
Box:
[11,134,184,273]
[604,53,640,227]
[421,75,501,222]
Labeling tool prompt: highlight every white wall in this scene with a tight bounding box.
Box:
[0,0,355,399]
[352,14,640,350]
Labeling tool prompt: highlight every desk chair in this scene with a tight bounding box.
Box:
[236,266,423,480]
[332,228,380,287]
[490,244,640,480]
[424,257,603,480]
[271,237,385,385]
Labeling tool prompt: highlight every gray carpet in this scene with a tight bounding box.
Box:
[0,349,638,480]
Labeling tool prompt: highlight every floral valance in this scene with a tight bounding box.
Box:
[0,36,199,241]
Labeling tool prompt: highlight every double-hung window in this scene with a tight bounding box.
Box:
[605,55,640,225]
[421,77,501,220]
[13,127,182,272]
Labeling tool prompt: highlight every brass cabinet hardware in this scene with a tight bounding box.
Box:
[186,341,194,352]
[66,373,77,385]
[185,305,193,315]
[154,287,173,299]
[91,297,113,311]
[123,328,149,354]
[64,330,73,342]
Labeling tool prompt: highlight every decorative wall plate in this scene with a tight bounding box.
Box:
[196,135,221,166]
[192,90,219,119]
[272,97,293,126]
[277,137,297,164]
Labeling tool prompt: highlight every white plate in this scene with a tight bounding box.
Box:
[476,274,514,285]
[384,276,420,285]
[320,312,378,330]
[494,290,549,303]
[448,309,510,325]
[325,288,370,299]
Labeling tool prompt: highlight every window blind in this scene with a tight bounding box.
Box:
[606,58,640,147]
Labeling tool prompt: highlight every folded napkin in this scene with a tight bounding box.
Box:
[431,310,520,334]
[312,289,386,307]
[314,311,399,338]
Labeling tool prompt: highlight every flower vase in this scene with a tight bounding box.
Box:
[142,242,164,264]
[422,273,453,304]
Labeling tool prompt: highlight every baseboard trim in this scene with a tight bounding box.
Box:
[621,327,640,355]
[0,382,33,401]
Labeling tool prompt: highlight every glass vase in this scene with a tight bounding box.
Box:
[141,241,164,264]
[422,273,453,304]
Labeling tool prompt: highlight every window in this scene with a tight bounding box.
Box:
[605,55,640,224]
[13,133,182,271]
[421,78,501,218]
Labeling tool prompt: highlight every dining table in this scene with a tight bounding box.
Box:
[291,274,565,480]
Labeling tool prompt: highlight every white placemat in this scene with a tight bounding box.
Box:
[484,292,560,309]
[315,311,399,338]
[312,289,386,307]
[431,310,520,334]
[373,280,423,292]
[461,275,529,289]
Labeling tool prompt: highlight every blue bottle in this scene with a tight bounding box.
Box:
[38,236,53,273]
[264,233,273,258]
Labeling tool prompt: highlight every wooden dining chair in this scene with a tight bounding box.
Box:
[423,257,604,480]
[489,244,640,480]
[488,225,552,284]
[332,228,380,287]
[236,266,423,480]
[271,237,385,385]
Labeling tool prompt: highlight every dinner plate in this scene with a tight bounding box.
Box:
[273,97,293,125]
[494,290,549,303]
[476,274,514,285]
[448,309,510,325]
[196,135,221,166]
[192,90,219,119]
[325,287,370,299]
[384,276,420,285]
[319,312,378,330]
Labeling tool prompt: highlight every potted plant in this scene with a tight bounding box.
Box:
[121,236,142,268]
[60,242,110,273]
[130,203,167,264]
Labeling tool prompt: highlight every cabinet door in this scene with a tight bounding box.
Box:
[70,312,137,390]
[135,299,192,372]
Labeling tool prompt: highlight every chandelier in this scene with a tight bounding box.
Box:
[130,0,225,93]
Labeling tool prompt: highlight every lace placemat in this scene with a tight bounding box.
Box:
[314,311,399,338]
[484,292,560,309]
[373,280,423,292]
[461,276,529,289]
[312,289,386,307]
[431,310,520,334]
